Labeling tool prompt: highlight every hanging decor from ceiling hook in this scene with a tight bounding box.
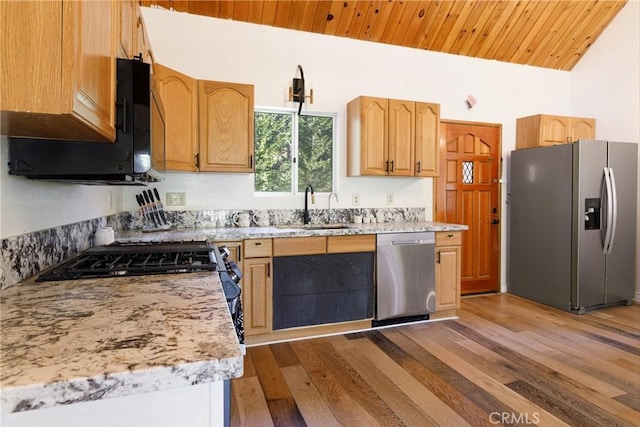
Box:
[288,65,313,115]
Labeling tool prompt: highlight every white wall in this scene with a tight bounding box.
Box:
[571,0,640,297]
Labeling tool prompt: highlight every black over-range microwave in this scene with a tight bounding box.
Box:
[8,58,166,185]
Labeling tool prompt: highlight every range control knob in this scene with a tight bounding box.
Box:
[219,245,231,260]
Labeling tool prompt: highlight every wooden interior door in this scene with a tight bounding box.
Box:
[435,121,501,295]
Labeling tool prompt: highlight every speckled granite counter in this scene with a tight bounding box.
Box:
[116,220,468,242]
[0,272,242,414]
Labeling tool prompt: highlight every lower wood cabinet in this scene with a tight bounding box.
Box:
[435,231,462,311]
[242,239,272,337]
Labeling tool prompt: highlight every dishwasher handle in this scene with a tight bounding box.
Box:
[392,240,432,245]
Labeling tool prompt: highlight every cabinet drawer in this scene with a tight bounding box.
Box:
[436,231,462,247]
[273,237,326,256]
[327,235,376,253]
[244,239,272,258]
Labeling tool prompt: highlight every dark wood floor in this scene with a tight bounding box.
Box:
[231,294,640,426]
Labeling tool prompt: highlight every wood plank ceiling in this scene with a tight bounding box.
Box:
[141,0,628,71]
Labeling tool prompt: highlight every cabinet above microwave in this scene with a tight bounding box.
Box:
[1,0,117,142]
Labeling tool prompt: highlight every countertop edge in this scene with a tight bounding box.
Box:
[117,221,469,242]
[1,356,243,414]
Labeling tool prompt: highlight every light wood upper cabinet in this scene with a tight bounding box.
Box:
[1,0,117,142]
[153,64,254,173]
[118,0,135,58]
[198,80,255,172]
[153,64,199,172]
[516,114,596,149]
[415,102,440,177]
[347,96,440,177]
[347,96,388,176]
[388,99,415,176]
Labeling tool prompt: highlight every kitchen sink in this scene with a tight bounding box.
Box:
[304,224,352,230]
[277,224,352,230]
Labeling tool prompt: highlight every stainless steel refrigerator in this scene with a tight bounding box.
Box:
[509,140,637,313]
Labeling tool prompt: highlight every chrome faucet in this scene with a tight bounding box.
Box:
[328,192,338,223]
[303,184,315,224]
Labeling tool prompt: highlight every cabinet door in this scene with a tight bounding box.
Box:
[67,0,118,141]
[359,97,389,176]
[1,1,117,142]
[198,80,255,172]
[388,99,415,176]
[539,115,572,145]
[118,0,135,58]
[415,102,440,177]
[243,258,272,336]
[570,118,596,141]
[435,245,461,310]
[154,64,199,171]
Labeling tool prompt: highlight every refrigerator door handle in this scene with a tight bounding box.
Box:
[601,167,614,254]
[607,168,619,254]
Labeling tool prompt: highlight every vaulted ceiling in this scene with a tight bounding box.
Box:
[141,0,628,71]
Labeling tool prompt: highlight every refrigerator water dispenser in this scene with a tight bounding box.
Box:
[584,198,601,230]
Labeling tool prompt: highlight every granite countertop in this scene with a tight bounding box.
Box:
[0,272,243,414]
[117,220,468,242]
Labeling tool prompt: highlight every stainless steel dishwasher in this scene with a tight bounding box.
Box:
[374,232,436,325]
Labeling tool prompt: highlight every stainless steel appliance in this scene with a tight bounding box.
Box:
[509,140,638,313]
[8,58,166,185]
[375,232,436,325]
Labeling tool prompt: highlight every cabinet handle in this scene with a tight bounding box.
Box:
[390,160,395,172]
[436,251,441,264]
[194,153,200,170]
[250,155,254,169]
[238,246,242,262]
[116,98,127,133]
[448,234,454,238]
[417,161,421,173]
[385,160,389,172]
[267,263,271,278]
[255,242,262,246]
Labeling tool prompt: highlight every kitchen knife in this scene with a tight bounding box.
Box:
[151,188,168,225]
[135,194,149,223]
[138,193,158,227]
[142,191,162,227]
[146,189,166,226]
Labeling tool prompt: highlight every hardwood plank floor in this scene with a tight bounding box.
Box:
[231,294,640,426]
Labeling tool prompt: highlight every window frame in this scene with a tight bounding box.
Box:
[253,106,338,196]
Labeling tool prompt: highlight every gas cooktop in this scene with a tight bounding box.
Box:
[37,240,218,282]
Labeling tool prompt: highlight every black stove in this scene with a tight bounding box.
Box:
[37,241,218,281]
[37,240,244,345]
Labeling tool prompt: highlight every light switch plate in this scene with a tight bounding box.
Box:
[386,193,394,205]
[166,192,186,206]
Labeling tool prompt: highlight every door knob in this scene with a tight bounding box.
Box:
[491,219,500,225]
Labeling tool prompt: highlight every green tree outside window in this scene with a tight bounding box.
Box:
[255,110,334,194]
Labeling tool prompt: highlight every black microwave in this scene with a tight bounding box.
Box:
[8,58,166,185]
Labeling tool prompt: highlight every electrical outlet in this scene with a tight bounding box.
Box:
[352,193,360,206]
[166,192,186,206]
[386,192,394,206]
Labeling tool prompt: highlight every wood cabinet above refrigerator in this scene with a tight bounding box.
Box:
[516,114,595,150]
